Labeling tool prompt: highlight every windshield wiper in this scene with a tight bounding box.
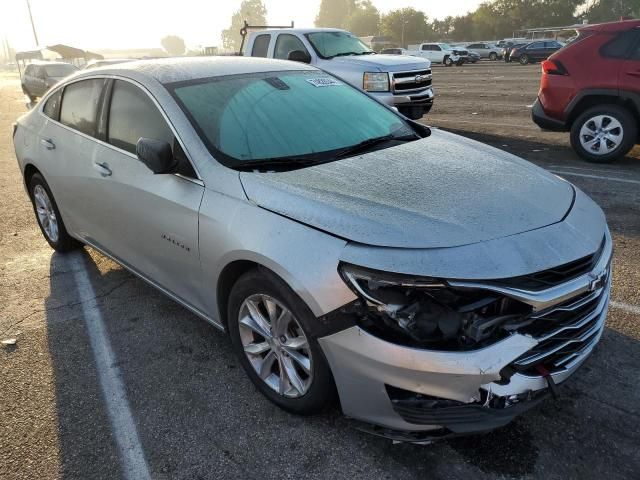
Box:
[335,133,418,159]
[234,157,324,172]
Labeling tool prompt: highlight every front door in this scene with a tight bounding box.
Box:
[91,79,204,308]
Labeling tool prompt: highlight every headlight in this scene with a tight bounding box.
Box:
[339,264,528,350]
[363,72,390,92]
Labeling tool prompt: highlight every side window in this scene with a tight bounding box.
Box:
[24,65,34,76]
[421,44,429,51]
[433,45,442,51]
[107,80,173,154]
[468,44,479,49]
[43,88,62,120]
[274,34,309,60]
[59,79,105,137]
[601,30,640,59]
[252,34,271,57]
[527,42,542,49]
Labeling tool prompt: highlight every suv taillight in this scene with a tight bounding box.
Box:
[542,59,568,76]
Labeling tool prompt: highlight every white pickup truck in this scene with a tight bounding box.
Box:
[406,43,469,66]
[244,28,434,119]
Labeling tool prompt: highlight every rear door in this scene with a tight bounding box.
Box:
[618,28,640,94]
[526,41,545,60]
[90,78,205,307]
[36,78,107,238]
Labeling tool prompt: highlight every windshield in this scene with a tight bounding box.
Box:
[44,64,78,77]
[305,31,373,58]
[168,71,415,169]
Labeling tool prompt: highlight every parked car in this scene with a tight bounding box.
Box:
[406,42,469,66]
[379,48,408,55]
[466,42,502,60]
[510,40,563,65]
[532,19,640,163]
[245,28,433,119]
[13,57,612,442]
[467,50,481,63]
[21,61,78,102]
[450,44,480,63]
[502,42,527,62]
[83,58,135,69]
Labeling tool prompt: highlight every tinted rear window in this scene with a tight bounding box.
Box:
[43,88,62,120]
[601,29,640,58]
[252,34,270,57]
[44,64,78,77]
[60,79,105,136]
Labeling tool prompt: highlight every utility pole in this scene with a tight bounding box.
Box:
[26,0,39,46]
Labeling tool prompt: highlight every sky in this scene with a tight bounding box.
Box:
[1,0,483,52]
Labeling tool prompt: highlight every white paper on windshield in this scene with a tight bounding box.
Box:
[306,77,343,87]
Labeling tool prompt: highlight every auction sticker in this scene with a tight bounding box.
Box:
[306,77,343,87]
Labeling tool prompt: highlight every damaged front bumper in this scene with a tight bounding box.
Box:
[319,233,612,440]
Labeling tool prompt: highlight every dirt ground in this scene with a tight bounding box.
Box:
[1,63,639,480]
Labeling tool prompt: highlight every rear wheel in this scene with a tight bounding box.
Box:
[570,105,637,163]
[28,173,82,252]
[519,54,529,65]
[489,52,498,61]
[227,268,336,415]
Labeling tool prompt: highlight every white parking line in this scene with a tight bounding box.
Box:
[71,254,151,480]
[548,165,637,175]
[551,170,640,185]
[611,301,640,316]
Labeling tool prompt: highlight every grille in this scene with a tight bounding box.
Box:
[510,271,610,375]
[392,69,432,93]
[488,239,605,291]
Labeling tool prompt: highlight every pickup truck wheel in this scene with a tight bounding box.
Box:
[228,268,336,415]
[570,105,637,163]
[489,52,498,61]
[29,173,82,252]
[443,56,453,67]
[519,54,529,65]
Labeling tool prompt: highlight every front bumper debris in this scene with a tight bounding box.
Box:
[319,232,612,439]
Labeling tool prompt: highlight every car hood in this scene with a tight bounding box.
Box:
[239,129,575,249]
[329,54,429,71]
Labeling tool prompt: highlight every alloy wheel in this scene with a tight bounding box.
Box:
[579,115,624,156]
[238,294,313,398]
[33,184,59,242]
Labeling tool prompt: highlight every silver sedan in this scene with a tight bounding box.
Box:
[13,57,611,441]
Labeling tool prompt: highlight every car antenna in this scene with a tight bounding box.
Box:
[239,20,294,55]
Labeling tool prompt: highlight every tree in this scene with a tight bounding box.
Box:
[315,0,355,28]
[345,0,380,36]
[221,0,267,51]
[380,8,432,47]
[581,0,638,23]
[160,35,186,56]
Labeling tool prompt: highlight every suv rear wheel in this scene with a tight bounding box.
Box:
[519,54,529,65]
[489,52,498,61]
[570,105,637,163]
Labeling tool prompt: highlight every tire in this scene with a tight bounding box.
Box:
[519,54,529,65]
[28,173,82,252]
[399,106,424,120]
[569,105,637,163]
[489,52,498,61]
[227,268,336,415]
[443,56,453,67]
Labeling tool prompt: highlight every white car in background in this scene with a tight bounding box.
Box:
[465,42,503,60]
[406,43,469,66]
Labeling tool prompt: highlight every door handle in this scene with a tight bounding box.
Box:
[40,138,55,150]
[93,161,112,177]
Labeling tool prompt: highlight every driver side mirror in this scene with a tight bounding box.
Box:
[136,138,176,174]
[287,50,311,64]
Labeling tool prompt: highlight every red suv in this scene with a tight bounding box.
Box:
[532,20,640,163]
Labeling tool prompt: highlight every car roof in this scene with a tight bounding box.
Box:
[72,56,318,85]
[581,19,640,33]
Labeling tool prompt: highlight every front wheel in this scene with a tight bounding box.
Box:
[443,56,453,67]
[489,52,498,61]
[227,268,336,415]
[570,105,637,163]
[29,173,82,252]
[519,54,529,65]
